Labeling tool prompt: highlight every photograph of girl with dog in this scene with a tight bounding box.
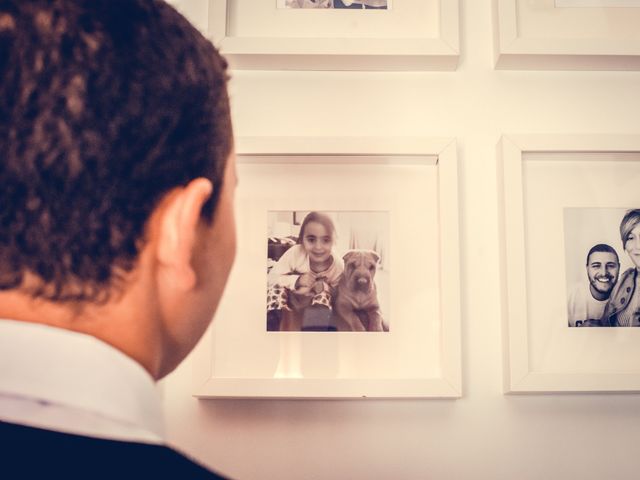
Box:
[266,210,389,332]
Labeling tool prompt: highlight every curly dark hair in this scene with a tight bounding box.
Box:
[0,0,233,302]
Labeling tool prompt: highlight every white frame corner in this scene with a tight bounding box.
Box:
[494,0,640,71]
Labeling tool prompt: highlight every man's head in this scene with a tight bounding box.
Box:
[585,244,619,301]
[0,0,236,378]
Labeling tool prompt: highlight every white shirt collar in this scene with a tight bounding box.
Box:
[0,318,163,443]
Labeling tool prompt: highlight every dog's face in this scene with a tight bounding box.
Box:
[342,250,379,293]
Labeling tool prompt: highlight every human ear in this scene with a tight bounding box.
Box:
[156,177,213,291]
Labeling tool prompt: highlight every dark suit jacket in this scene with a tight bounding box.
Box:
[1,420,228,479]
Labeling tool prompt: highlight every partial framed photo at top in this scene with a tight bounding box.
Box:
[206,0,459,70]
[192,136,462,398]
[278,0,391,9]
[493,0,640,70]
[499,135,640,392]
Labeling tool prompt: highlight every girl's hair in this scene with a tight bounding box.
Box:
[296,212,336,244]
[620,209,640,248]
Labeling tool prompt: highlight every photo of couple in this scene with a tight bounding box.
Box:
[565,208,640,327]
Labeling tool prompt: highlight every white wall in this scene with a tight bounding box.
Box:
[161,1,640,479]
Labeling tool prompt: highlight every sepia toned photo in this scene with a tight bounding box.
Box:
[278,0,390,10]
[266,210,390,332]
[564,208,640,327]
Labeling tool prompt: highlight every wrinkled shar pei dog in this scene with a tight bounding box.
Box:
[334,250,386,332]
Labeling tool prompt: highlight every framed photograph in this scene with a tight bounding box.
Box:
[266,210,390,332]
[564,208,640,328]
[498,134,640,392]
[206,0,459,71]
[192,136,462,398]
[493,0,640,70]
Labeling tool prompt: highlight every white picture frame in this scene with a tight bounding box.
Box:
[556,1,640,6]
[498,134,640,393]
[192,136,462,398]
[493,0,640,70]
[205,0,459,71]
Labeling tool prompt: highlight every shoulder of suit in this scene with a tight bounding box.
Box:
[0,421,229,479]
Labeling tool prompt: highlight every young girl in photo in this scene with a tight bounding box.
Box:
[267,212,344,331]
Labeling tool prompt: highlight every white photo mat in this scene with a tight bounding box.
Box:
[499,135,640,392]
[205,0,459,70]
[192,137,461,398]
[494,0,640,70]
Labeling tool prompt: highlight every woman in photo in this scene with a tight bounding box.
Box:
[600,209,640,327]
[267,212,344,331]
